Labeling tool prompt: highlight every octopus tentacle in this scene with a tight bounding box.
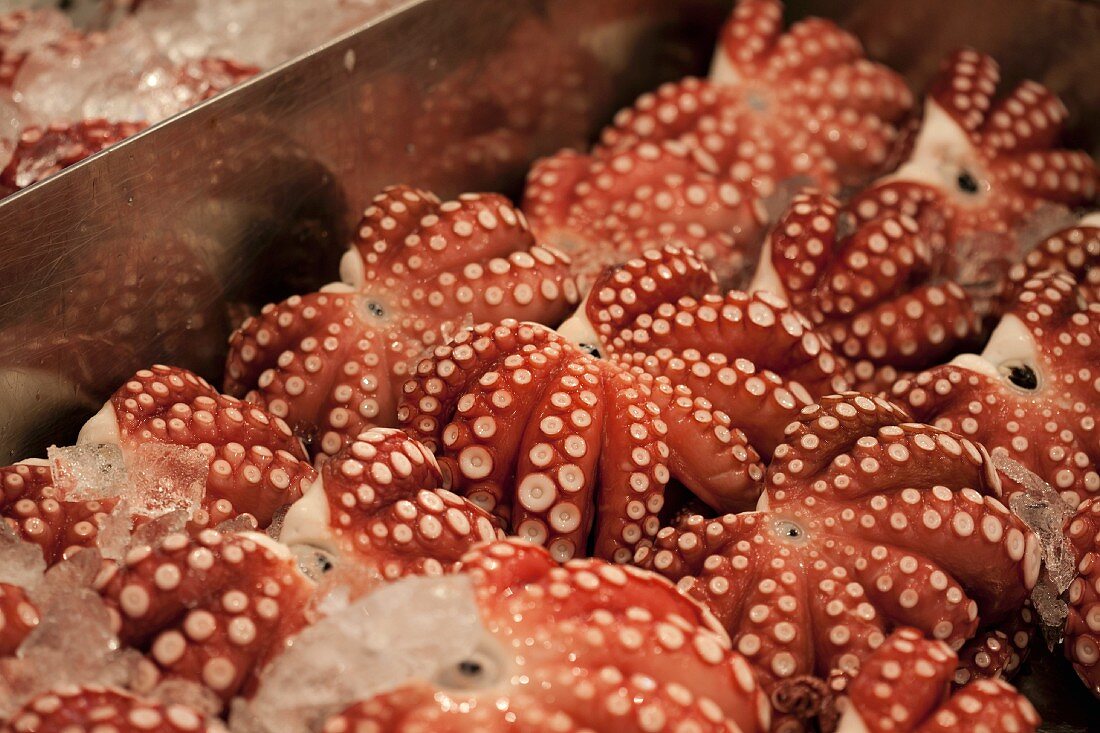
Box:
[953,603,1034,685]
[1065,497,1100,697]
[0,582,38,655]
[841,627,1040,733]
[893,270,1100,507]
[4,686,217,733]
[1,462,116,564]
[1000,214,1100,307]
[94,529,312,703]
[84,366,315,525]
[635,393,1040,704]
[278,428,498,587]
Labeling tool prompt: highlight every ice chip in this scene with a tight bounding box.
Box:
[242,574,492,733]
[95,500,134,563]
[216,514,259,535]
[49,443,128,502]
[131,509,191,549]
[0,522,45,591]
[996,454,1075,631]
[125,442,207,518]
[0,550,133,714]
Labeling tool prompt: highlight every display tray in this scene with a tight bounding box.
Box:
[0,0,1097,728]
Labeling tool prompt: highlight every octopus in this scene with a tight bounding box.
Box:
[836,627,1040,732]
[265,538,772,733]
[845,49,1098,288]
[2,686,217,733]
[277,427,500,588]
[749,189,982,391]
[1065,496,1100,698]
[92,528,314,705]
[999,211,1100,308]
[225,184,578,460]
[577,242,850,507]
[891,270,1100,508]
[633,393,1040,719]
[521,0,913,285]
[1,461,118,564]
[75,365,316,527]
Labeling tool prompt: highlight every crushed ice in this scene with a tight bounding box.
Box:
[995,453,1075,635]
[49,441,207,519]
[0,548,140,718]
[235,574,494,733]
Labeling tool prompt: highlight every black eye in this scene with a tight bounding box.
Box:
[457,659,483,677]
[774,519,805,541]
[956,170,979,194]
[1005,363,1038,390]
[435,647,503,690]
[293,546,337,580]
[578,342,600,357]
[367,301,385,318]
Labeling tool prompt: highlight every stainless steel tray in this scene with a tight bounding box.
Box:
[0,0,1097,727]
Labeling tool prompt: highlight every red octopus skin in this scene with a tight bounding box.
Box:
[1,461,116,564]
[521,0,912,285]
[581,243,850,505]
[1000,211,1100,309]
[224,184,578,460]
[2,685,217,733]
[314,538,771,733]
[78,365,316,527]
[93,529,312,704]
[750,190,981,390]
[397,320,674,563]
[633,393,1041,701]
[837,627,1040,732]
[277,427,500,587]
[1065,497,1100,698]
[846,50,1098,258]
[0,120,148,196]
[891,270,1100,507]
[0,581,38,656]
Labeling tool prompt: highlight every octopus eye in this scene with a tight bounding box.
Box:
[578,342,601,357]
[955,169,980,195]
[366,301,386,318]
[292,546,337,580]
[773,519,806,542]
[435,646,503,691]
[1000,361,1039,391]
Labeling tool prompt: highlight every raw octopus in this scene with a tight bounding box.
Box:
[252,538,772,733]
[892,270,1100,508]
[749,189,981,390]
[521,0,913,285]
[1065,497,1100,698]
[3,686,217,733]
[572,242,850,508]
[633,393,1040,716]
[224,184,578,460]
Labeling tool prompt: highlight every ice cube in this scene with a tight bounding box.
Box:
[4,9,73,56]
[0,549,133,714]
[240,574,489,733]
[996,454,1075,631]
[49,443,128,502]
[131,509,190,548]
[124,442,207,519]
[0,522,45,591]
[95,501,134,563]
